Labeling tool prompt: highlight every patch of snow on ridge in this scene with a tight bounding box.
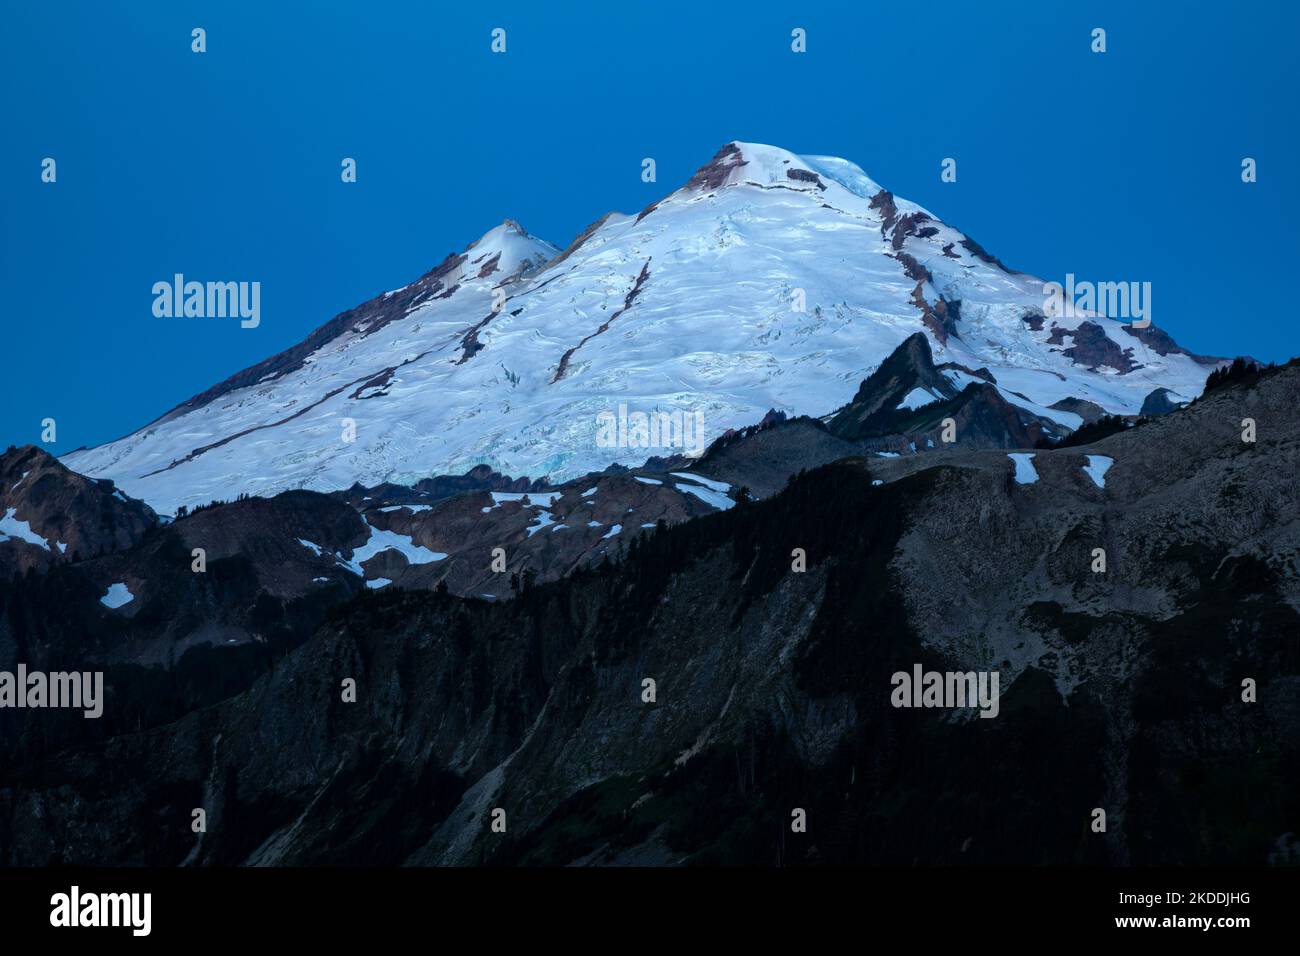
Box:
[525,511,556,537]
[101,582,134,608]
[996,387,1083,430]
[487,491,563,510]
[1083,455,1113,489]
[677,483,734,511]
[1008,453,1039,485]
[943,370,985,390]
[337,525,447,574]
[297,538,323,556]
[670,472,731,493]
[0,509,49,550]
[898,387,939,410]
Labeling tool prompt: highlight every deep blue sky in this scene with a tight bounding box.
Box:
[3,1,1295,451]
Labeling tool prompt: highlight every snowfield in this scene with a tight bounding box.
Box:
[670,472,731,493]
[100,582,134,609]
[337,524,447,574]
[0,508,50,550]
[62,143,1221,512]
[676,482,735,511]
[898,387,940,410]
[1008,453,1040,485]
[1083,455,1114,489]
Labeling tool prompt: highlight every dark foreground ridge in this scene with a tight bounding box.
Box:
[1,361,1297,865]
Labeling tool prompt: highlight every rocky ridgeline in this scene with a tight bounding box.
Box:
[1,357,1295,865]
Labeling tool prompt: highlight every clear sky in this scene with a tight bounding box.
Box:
[3,0,1296,451]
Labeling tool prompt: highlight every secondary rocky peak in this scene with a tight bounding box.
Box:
[0,444,157,574]
[463,219,559,279]
[827,334,956,438]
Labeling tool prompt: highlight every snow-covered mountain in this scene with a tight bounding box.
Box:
[65,142,1222,512]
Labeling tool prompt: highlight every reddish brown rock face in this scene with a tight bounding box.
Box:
[1047,321,1141,373]
[895,251,931,283]
[684,142,748,192]
[869,188,899,233]
[786,167,826,188]
[1122,322,1223,365]
[552,260,652,383]
[899,273,960,346]
[552,212,616,264]
[959,236,1017,273]
[890,211,933,250]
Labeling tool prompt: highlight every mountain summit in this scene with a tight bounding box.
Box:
[65,142,1222,512]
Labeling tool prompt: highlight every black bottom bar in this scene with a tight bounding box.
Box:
[0,866,1291,942]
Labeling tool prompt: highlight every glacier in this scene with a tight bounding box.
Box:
[63,142,1222,512]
